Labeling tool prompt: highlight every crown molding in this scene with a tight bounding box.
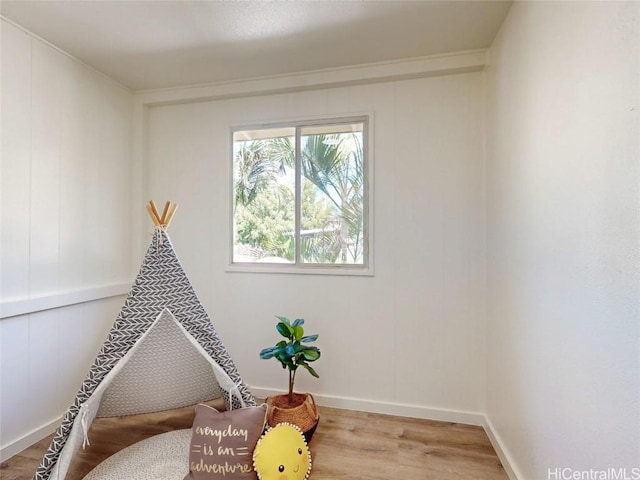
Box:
[134,49,487,107]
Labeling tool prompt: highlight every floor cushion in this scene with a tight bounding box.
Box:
[83,429,191,480]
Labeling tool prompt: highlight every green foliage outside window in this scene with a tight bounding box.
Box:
[233,122,365,265]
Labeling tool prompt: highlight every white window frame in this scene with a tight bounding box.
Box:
[227,115,373,276]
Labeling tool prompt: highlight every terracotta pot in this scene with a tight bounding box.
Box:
[266,392,319,441]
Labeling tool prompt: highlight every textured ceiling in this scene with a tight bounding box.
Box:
[1,1,512,91]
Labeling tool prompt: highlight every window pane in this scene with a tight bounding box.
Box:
[299,123,364,264]
[232,129,296,263]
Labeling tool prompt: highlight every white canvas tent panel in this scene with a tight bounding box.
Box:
[98,308,223,417]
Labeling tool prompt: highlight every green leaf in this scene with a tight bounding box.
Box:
[259,347,276,359]
[301,347,320,361]
[301,334,318,343]
[293,325,304,341]
[276,316,291,326]
[301,363,320,378]
[292,318,305,328]
[274,351,294,370]
[285,343,301,357]
[276,321,293,338]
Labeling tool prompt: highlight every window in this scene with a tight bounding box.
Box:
[231,117,370,272]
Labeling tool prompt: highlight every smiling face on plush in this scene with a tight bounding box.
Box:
[252,423,311,480]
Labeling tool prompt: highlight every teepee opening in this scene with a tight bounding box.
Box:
[97,308,225,418]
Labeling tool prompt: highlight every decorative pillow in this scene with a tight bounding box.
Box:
[252,423,312,480]
[184,403,268,480]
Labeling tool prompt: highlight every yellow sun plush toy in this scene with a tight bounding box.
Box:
[252,423,312,480]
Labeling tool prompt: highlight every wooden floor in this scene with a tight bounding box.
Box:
[1,401,508,480]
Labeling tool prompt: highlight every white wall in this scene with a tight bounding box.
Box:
[0,20,134,460]
[145,72,486,420]
[485,2,639,479]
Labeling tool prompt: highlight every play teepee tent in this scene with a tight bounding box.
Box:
[34,201,256,480]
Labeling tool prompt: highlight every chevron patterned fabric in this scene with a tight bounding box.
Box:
[34,229,256,480]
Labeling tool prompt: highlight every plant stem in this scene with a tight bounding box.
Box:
[289,368,296,404]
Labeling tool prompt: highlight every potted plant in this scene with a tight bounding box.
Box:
[259,316,321,440]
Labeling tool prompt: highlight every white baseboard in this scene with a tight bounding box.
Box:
[0,416,61,462]
[482,415,523,480]
[251,387,485,426]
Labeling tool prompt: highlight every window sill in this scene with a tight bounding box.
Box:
[225,263,374,277]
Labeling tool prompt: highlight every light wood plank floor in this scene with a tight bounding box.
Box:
[1,401,508,480]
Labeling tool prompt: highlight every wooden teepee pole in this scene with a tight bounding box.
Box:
[146,200,178,229]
